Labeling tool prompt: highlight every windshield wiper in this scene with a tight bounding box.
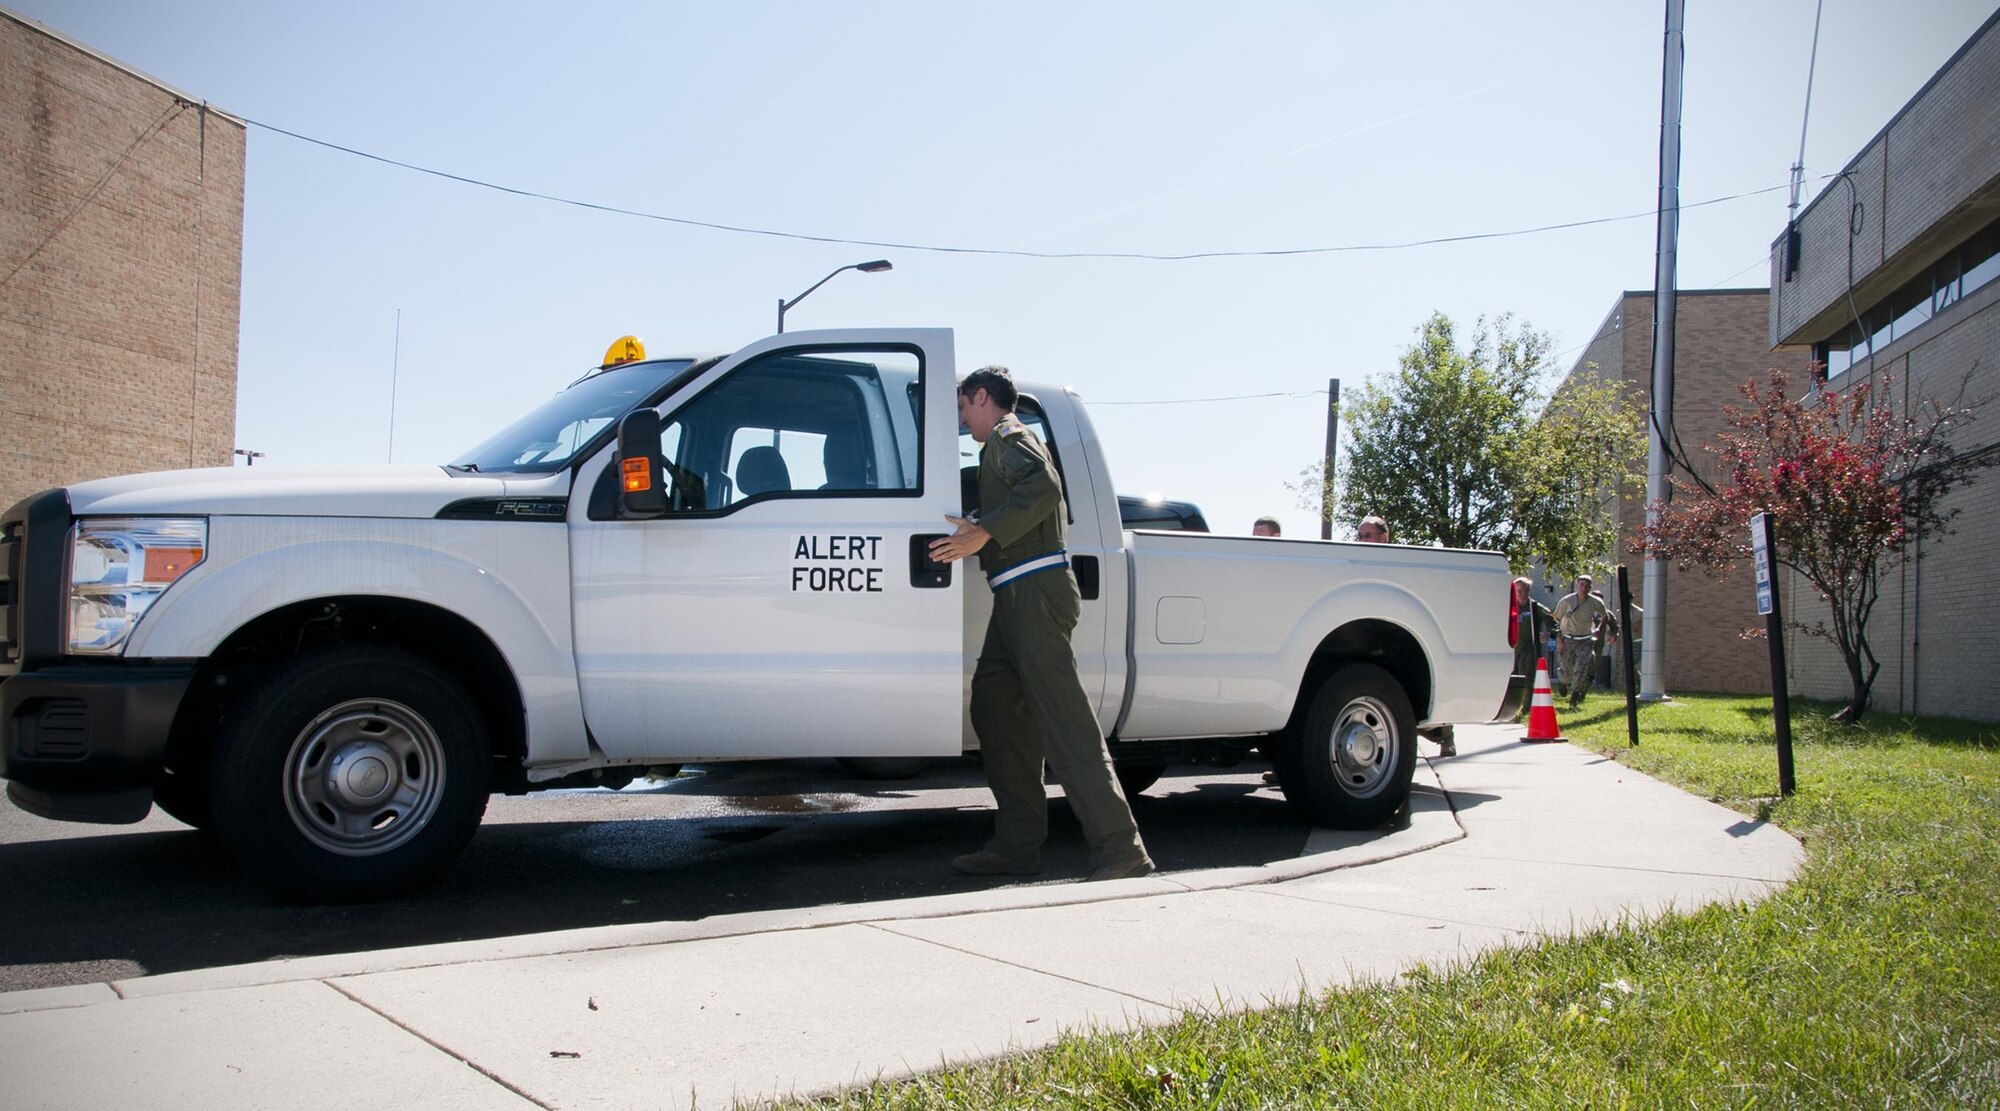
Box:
[445,463,480,473]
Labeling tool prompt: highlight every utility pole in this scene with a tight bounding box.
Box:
[1321,378,1339,540]
[1640,0,1685,703]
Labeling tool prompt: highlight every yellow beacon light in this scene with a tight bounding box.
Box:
[602,335,646,368]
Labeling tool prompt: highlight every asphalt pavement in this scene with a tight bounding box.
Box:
[0,723,1804,1110]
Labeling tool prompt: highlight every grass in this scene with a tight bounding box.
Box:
[778,694,2000,1109]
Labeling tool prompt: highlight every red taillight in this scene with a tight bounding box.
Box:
[1507,593,1521,646]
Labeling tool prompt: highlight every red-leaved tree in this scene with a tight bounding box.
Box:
[1638,368,1991,723]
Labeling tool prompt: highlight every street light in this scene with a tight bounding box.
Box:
[233,449,265,466]
[776,259,892,333]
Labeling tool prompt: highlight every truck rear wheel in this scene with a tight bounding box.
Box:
[209,646,490,902]
[1279,663,1416,829]
[1114,762,1166,796]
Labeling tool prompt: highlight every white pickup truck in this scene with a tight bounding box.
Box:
[1,328,1520,899]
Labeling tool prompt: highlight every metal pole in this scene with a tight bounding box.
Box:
[1617,564,1639,747]
[1640,0,1685,703]
[777,259,892,336]
[1321,378,1339,540]
[388,308,401,463]
[1758,513,1796,796]
[1783,0,1826,280]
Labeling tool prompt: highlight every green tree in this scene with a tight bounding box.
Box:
[1295,311,1644,575]
[1516,372,1650,578]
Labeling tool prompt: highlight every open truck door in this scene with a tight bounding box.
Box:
[569,329,964,760]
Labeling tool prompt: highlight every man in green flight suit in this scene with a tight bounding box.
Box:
[929,366,1154,882]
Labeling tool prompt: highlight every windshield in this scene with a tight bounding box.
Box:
[452,359,694,475]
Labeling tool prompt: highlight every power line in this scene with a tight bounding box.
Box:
[1101,252,1781,408]
[245,115,1802,263]
[1095,389,1326,407]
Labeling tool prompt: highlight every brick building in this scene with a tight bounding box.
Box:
[1768,8,2000,722]
[1,7,244,515]
[1552,289,1811,695]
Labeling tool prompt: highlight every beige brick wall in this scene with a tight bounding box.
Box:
[1,11,244,516]
[1779,281,2000,722]
[1558,290,1812,695]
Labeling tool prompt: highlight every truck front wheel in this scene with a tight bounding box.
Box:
[209,647,490,901]
[151,769,213,831]
[1279,663,1417,829]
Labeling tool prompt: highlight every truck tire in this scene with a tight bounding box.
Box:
[1280,663,1417,829]
[836,756,931,780]
[208,646,490,902]
[1114,762,1167,796]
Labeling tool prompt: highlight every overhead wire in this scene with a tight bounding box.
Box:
[1094,389,1325,407]
[244,115,1797,263]
[1098,248,1794,408]
[238,116,1819,417]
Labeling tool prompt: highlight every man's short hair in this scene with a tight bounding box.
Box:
[1253,515,1281,536]
[960,366,1018,411]
[1357,515,1390,540]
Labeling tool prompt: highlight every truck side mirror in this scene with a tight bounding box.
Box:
[615,409,667,518]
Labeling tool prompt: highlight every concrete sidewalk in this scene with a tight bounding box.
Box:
[0,724,1803,1110]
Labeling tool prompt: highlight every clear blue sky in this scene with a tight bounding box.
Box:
[15,1,1996,538]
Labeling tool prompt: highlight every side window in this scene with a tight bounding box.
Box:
[657,348,922,514]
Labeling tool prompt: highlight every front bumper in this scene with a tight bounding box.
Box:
[1,663,194,823]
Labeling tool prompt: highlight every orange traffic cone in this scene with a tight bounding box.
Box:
[1521,656,1568,744]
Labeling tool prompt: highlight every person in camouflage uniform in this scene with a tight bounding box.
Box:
[929,366,1153,883]
[1551,574,1614,709]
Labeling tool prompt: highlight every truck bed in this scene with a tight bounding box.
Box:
[1115,530,1515,740]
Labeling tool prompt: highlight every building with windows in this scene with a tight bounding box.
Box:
[1553,289,1810,695]
[1768,7,2000,722]
[1,7,244,516]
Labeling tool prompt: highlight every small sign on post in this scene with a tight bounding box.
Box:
[1751,522,1773,616]
[1751,512,1795,796]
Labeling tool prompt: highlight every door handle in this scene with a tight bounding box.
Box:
[1073,555,1100,600]
[910,534,952,588]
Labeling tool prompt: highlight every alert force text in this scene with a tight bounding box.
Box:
[792,534,885,593]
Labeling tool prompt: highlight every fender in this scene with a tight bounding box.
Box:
[124,515,591,765]
[1279,577,1447,702]
[1280,572,1511,726]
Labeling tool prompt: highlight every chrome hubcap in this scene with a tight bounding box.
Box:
[1328,696,1397,799]
[284,698,445,857]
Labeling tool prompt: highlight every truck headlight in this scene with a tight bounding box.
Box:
[67,518,207,655]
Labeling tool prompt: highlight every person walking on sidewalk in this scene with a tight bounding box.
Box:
[1551,573,1613,709]
[1509,576,1553,723]
[930,366,1154,883]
